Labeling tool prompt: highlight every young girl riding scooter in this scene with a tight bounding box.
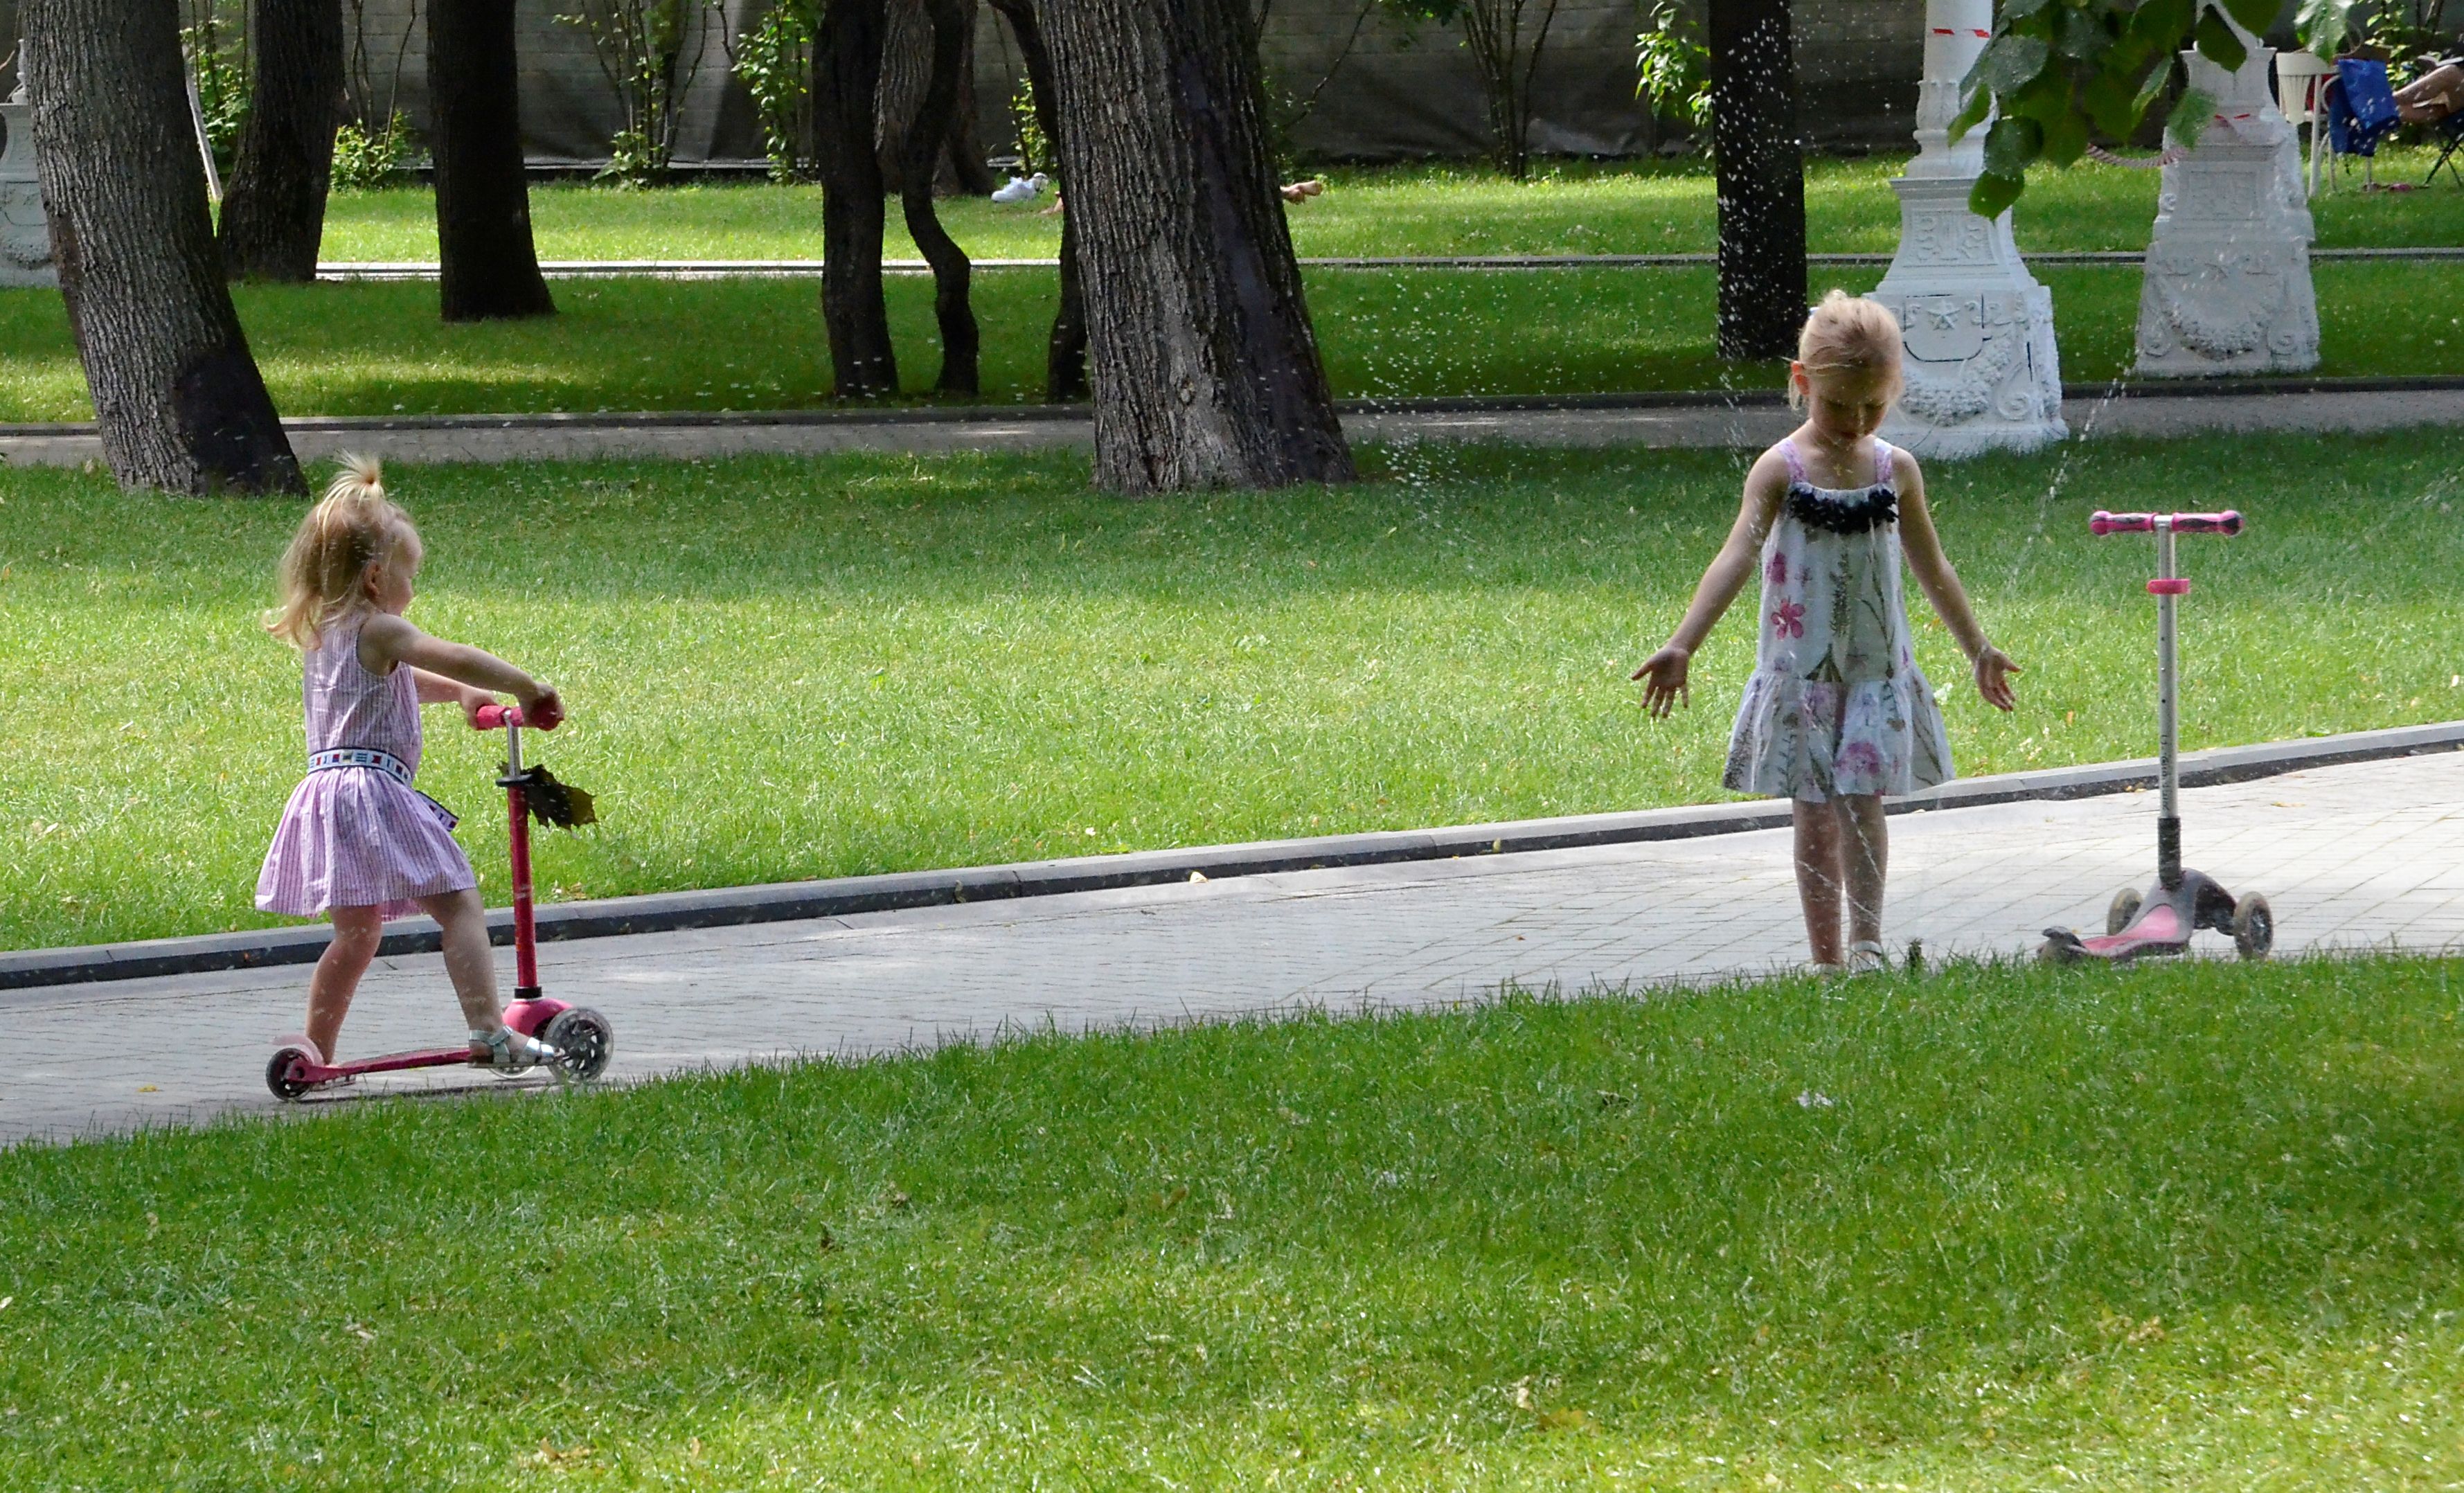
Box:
[258,456,566,1069]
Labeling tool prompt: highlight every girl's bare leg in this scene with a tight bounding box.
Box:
[415,888,507,1035]
[1837,794,1889,950]
[307,906,384,1062]
[1792,798,1846,965]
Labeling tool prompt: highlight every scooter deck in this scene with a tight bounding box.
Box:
[2041,900,2188,963]
[270,999,570,1090]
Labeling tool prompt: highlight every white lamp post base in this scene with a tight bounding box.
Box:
[2134,35,2319,376]
[1871,0,2065,458]
[1872,176,2067,458]
[0,58,57,291]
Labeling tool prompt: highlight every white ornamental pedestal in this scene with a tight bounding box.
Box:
[2134,30,2318,375]
[0,59,55,289]
[1871,0,2064,458]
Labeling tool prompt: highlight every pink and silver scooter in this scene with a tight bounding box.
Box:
[2039,509,2275,965]
[265,704,613,1099]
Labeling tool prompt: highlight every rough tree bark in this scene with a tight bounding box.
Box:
[985,0,1086,401]
[941,6,997,195]
[23,0,303,494]
[428,0,555,320]
[813,0,898,396]
[1037,0,1352,493]
[218,0,345,281]
[900,0,978,393]
[877,0,996,195]
[1706,0,1806,359]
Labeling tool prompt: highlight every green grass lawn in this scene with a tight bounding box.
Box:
[316,150,2464,262]
[5,954,2463,1487]
[3,433,2458,953]
[1,262,2460,422]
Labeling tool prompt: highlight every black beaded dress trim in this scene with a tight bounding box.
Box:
[1785,481,1899,535]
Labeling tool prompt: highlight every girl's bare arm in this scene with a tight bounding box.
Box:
[408,667,497,726]
[1631,452,1787,716]
[1894,453,2019,710]
[363,614,564,725]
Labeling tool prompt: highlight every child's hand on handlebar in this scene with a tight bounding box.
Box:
[521,686,565,732]
[1630,645,1692,718]
[456,689,498,729]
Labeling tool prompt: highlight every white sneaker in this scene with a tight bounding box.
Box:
[470,1026,560,1071]
[1844,940,1891,975]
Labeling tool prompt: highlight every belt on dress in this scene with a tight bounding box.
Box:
[307,746,461,831]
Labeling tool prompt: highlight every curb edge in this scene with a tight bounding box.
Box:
[5,721,2458,993]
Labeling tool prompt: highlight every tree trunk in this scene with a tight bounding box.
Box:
[1706,0,1805,359]
[879,0,997,196]
[942,8,997,195]
[875,0,930,194]
[219,0,345,281]
[427,0,554,320]
[985,0,1085,400]
[1037,0,1352,493]
[814,0,899,397]
[1049,210,1088,402]
[902,0,978,393]
[23,0,303,494]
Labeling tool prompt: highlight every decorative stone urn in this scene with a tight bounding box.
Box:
[0,48,56,290]
[1871,0,2066,458]
[2134,23,2319,375]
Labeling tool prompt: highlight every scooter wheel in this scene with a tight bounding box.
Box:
[266,1043,321,1102]
[2107,886,2144,936]
[2232,893,2274,960]
[543,1006,614,1083]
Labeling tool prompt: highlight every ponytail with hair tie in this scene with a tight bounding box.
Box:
[265,454,418,650]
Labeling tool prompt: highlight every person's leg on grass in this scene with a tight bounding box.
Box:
[307,905,383,1062]
[1837,793,1889,955]
[1793,796,1846,966]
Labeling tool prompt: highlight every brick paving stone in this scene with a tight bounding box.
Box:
[3,752,2458,1147]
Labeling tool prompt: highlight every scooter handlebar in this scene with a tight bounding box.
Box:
[2091,509,2244,536]
[474,697,564,731]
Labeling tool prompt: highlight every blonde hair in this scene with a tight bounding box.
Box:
[1789,289,1904,409]
[265,456,418,650]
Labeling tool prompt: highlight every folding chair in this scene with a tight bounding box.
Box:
[2430,103,2464,187]
[2275,50,2335,195]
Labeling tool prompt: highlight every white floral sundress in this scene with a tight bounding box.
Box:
[1722,436,1955,803]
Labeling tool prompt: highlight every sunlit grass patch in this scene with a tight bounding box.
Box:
[1,432,2458,951]
[0,262,2456,423]
[310,150,2464,262]
[2,953,2460,1487]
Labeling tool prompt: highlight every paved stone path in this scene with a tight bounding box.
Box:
[6,751,2457,1147]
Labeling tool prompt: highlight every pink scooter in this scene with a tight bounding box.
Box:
[2039,510,2274,965]
[265,704,612,1100]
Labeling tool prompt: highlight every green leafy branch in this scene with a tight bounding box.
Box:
[1952,0,2278,217]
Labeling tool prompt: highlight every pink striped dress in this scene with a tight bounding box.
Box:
[256,612,476,918]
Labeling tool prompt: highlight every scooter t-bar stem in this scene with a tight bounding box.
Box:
[2090,509,2246,890]
[474,704,542,995]
[2154,517,2181,889]
[2091,510,2242,536]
